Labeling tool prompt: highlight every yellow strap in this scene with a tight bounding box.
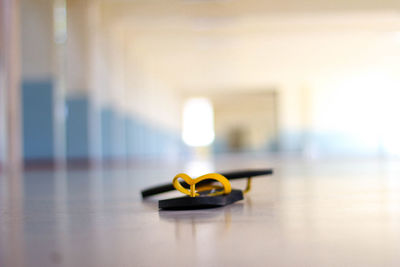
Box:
[243,177,252,194]
[172,173,232,197]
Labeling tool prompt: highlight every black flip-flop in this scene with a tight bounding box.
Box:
[141,169,273,210]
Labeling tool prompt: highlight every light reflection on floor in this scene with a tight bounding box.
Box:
[1,157,400,266]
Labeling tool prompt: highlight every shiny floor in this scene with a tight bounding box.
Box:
[1,156,400,267]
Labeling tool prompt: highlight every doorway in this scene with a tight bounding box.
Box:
[212,90,278,153]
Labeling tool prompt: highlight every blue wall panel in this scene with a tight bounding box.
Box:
[136,119,146,157]
[125,116,134,158]
[123,114,185,160]
[125,116,142,158]
[103,109,186,161]
[114,112,126,159]
[101,108,114,159]
[22,80,54,160]
[66,97,89,159]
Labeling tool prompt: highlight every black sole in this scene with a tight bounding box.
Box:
[159,189,244,210]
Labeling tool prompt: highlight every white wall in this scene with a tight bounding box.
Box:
[21,0,54,80]
[87,3,183,133]
[125,41,183,132]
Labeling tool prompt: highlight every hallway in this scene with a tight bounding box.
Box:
[2,0,400,266]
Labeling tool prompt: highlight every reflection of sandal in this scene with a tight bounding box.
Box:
[141,169,273,210]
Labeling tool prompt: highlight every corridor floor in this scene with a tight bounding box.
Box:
[1,156,400,267]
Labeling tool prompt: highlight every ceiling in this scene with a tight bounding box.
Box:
[100,0,400,93]
[103,0,400,18]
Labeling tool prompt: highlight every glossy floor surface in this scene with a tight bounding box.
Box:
[1,156,400,267]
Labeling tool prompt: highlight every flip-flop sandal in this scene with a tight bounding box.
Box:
[141,169,273,210]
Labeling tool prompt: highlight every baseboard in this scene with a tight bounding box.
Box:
[24,159,56,171]
[66,158,96,169]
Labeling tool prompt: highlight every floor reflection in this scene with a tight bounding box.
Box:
[159,204,243,239]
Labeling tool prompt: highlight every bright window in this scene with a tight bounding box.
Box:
[182,98,215,147]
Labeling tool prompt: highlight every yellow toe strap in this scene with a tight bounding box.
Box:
[172,173,232,197]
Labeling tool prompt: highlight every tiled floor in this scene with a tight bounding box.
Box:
[1,156,400,267]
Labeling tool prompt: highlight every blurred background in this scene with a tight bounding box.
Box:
[2,0,400,171]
